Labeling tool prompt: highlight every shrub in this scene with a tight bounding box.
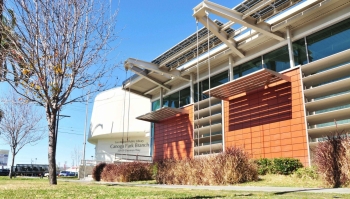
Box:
[294,167,318,180]
[255,158,273,175]
[92,162,107,181]
[272,158,303,175]
[313,131,349,188]
[255,157,303,175]
[115,162,153,182]
[101,163,118,182]
[155,146,258,185]
[100,162,153,182]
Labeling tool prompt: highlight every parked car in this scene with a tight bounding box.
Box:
[0,169,10,176]
[44,171,59,177]
[59,171,70,177]
[68,172,77,177]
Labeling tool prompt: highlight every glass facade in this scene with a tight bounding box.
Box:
[263,45,290,72]
[152,100,160,111]
[307,18,350,62]
[162,87,191,108]
[293,18,350,65]
[194,71,229,102]
[233,45,291,79]
[292,38,308,66]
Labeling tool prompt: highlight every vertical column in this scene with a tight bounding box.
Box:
[160,87,163,107]
[190,73,194,104]
[229,55,234,81]
[286,26,295,68]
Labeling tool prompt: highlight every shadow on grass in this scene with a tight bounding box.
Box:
[274,188,330,195]
[171,196,223,199]
[171,193,253,199]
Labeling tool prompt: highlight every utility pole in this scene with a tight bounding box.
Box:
[82,92,90,179]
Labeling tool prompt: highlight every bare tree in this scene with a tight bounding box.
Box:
[71,145,81,171]
[1,0,119,184]
[0,108,3,122]
[0,91,44,178]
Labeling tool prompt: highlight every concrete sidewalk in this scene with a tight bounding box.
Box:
[70,178,350,194]
[133,184,350,194]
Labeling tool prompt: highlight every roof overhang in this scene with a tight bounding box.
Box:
[203,68,291,100]
[136,107,189,123]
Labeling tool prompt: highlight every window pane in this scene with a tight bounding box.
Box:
[292,38,308,66]
[162,95,170,108]
[179,87,191,107]
[240,57,262,77]
[201,79,209,101]
[152,100,160,111]
[194,83,199,102]
[164,92,179,108]
[211,71,229,88]
[307,18,350,62]
[233,66,240,79]
[263,46,290,72]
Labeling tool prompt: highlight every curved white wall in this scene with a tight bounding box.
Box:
[88,87,151,161]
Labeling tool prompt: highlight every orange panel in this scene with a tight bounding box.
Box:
[224,68,309,166]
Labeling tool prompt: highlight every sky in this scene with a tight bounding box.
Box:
[0,0,241,168]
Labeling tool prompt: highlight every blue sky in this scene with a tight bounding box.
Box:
[0,0,241,168]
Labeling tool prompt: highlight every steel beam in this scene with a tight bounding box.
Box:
[194,1,284,41]
[125,64,171,91]
[197,16,245,58]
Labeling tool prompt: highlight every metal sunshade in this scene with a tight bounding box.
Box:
[203,68,291,100]
[136,107,189,123]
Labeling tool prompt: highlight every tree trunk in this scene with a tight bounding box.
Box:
[48,111,57,185]
[9,150,15,179]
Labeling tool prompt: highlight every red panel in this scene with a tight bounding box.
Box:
[153,105,194,162]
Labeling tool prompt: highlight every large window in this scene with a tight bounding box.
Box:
[293,18,350,65]
[162,86,191,108]
[263,45,290,72]
[233,46,292,79]
[292,38,308,66]
[179,87,191,107]
[307,18,350,62]
[194,71,229,102]
[163,92,180,108]
[233,57,263,79]
[152,100,160,111]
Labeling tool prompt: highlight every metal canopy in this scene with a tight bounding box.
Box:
[136,107,189,123]
[234,0,303,20]
[203,68,291,100]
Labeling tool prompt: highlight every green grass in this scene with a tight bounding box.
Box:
[238,174,325,188]
[0,177,348,199]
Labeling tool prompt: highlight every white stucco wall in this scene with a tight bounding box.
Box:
[96,137,150,162]
[88,87,151,161]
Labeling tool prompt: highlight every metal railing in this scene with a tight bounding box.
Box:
[114,153,152,162]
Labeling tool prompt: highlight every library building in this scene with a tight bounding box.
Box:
[99,0,349,166]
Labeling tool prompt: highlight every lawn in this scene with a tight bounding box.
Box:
[0,176,348,199]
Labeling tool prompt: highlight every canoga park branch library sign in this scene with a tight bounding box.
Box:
[122,0,350,166]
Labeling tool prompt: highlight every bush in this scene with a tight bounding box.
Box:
[155,146,258,185]
[92,162,107,181]
[255,157,303,175]
[101,163,118,182]
[255,158,273,175]
[100,162,153,182]
[294,167,318,180]
[273,158,303,175]
[114,162,153,182]
[313,131,349,188]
